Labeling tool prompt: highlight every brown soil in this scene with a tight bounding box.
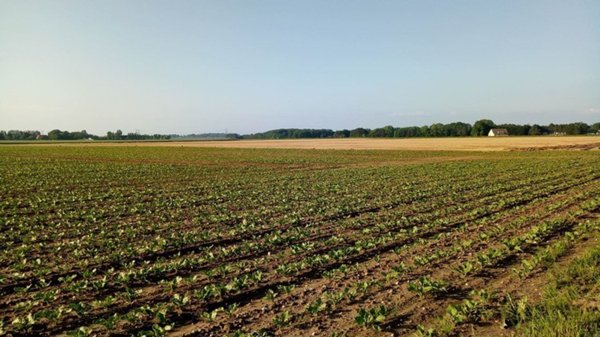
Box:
[164,177,599,337]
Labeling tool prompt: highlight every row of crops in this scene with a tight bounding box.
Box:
[0,146,598,336]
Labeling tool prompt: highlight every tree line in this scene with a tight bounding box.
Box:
[242,120,600,139]
[0,129,170,141]
[1,120,599,141]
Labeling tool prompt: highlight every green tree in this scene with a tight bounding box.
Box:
[529,124,543,135]
[497,124,529,136]
[393,126,420,137]
[47,129,62,140]
[369,125,395,137]
[471,119,495,136]
[445,122,472,136]
[333,129,350,138]
[349,128,369,137]
[429,123,446,137]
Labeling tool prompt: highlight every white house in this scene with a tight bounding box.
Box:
[488,128,509,137]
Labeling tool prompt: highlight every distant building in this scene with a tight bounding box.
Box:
[488,128,509,137]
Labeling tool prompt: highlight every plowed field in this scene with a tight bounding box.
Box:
[0,146,598,336]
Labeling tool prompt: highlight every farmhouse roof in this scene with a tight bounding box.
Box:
[489,128,509,135]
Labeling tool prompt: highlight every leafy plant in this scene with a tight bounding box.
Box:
[171,293,190,307]
[273,310,291,327]
[415,324,439,337]
[225,303,239,316]
[354,305,393,331]
[276,284,295,295]
[11,313,35,332]
[407,276,448,298]
[454,261,474,275]
[201,308,222,322]
[306,298,327,315]
[264,289,278,301]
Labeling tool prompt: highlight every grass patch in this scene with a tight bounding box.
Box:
[516,240,600,337]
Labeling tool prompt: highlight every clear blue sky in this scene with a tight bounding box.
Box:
[1,0,599,134]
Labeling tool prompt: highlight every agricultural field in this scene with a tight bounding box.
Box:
[16,135,600,151]
[0,146,598,337]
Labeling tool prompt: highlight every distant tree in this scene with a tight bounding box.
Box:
[45,129,93,140]
[334,129,350,138]
[369,125,395,137]
[0,129,171,141]
[471,119,495,136]
[393,126,421,137]
[72,130,89,139]
[47,129,62,140]
[429,123,446,137]
[242,128,334,139]
[444,122,472,136]
[5,130,40,140]
[590,122,600,133]
[369,129,383,137]
[545,123,590,135]
[496,124,529,136]
[383,125,395,137]
[529,124,544,135]
[565,122,589,135]
[349,128,369,137]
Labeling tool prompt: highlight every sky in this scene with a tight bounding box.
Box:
[0,0,599,135]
